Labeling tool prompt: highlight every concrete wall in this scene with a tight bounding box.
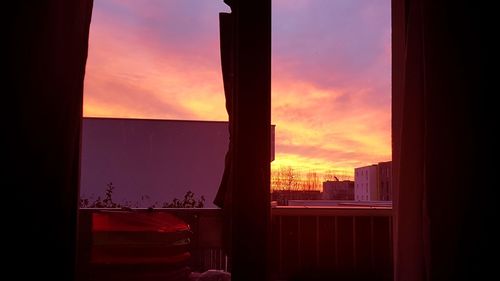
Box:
[80,117,229,207]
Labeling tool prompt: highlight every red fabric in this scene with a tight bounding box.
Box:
[91,251,191,265]
[92,211,190,233]
[91,212,191,265]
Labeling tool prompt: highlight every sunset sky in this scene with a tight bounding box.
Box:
[83,0,391,179]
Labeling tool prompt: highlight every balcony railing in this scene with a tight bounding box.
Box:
[77,206,392,281]
[271,206,393,281]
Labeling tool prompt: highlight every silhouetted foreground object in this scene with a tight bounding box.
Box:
[6,1,93,280]
[7,0,486,280]
[89,211,192,281]
[214,4,235,257]
[165,190,206,208]
[214,7,235,210]
[214,2,272,280]
[392,0,485,280]
[80,182,205,208]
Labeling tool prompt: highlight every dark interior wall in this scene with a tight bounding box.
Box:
[7,1,93,280]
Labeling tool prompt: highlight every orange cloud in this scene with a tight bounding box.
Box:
[84,0,391,181]
[271,77,390,178]
[84,2,227,121]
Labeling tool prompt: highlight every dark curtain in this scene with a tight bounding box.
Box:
[393,0,485,280]
[214,9,235,256]
[6,1,93,280]
[215,0,272,280]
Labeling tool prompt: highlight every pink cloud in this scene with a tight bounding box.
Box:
[84,0,391,178]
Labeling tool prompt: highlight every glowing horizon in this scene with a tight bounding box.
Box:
[83,0,391,180]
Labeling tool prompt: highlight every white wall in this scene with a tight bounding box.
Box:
[354,165,378,201]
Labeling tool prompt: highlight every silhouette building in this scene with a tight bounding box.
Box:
[378,161,392,201]
[322,180,354,200]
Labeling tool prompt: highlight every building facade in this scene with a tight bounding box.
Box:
[378,161,392,201]
[354,165,379,201]
[322,180,354,200]
[271,190,322,206]
[80,117,275,208]
[354,162,392,201]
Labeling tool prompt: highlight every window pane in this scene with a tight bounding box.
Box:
[81,0,230,208]
[272,0,391,205]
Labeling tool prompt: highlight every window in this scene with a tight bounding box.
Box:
[81,0,230,208]
[272,0,391,201]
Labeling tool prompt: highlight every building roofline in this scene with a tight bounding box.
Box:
[323,180,354,183]
[83,116,276,127]
[83,116,229,124]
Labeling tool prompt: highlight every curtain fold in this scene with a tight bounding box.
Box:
[214,10,235,256]
[393,0,428,280]
[7,1,93,279]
